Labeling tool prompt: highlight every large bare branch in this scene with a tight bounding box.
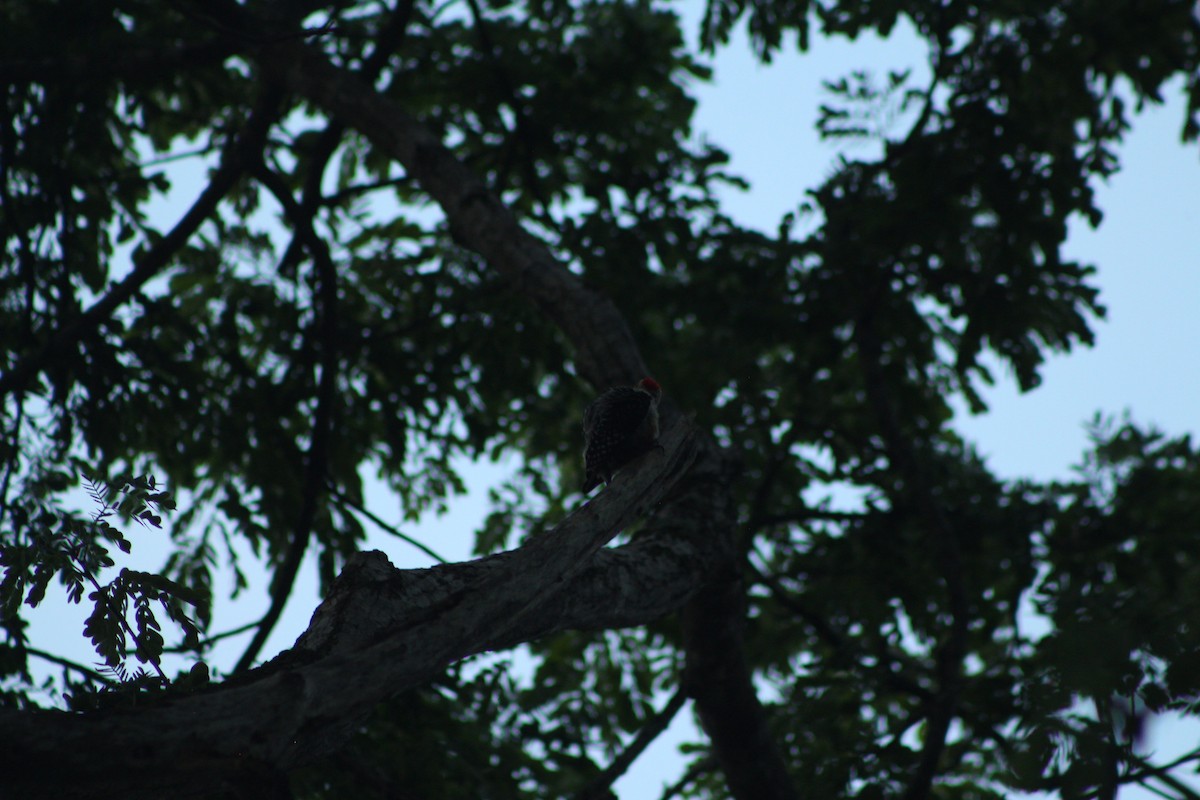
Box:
[0,423,702,800]
[255,35,802,800]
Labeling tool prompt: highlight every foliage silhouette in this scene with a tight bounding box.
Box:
[0,0,1198,798]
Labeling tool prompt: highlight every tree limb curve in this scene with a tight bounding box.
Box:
[256,34,801,800]
[0,423,701,800]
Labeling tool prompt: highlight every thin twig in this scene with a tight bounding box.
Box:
[578,688,688,800]
[162,617,265,653]
[746,552,935,703]
[327,484,448,564]
[1117,749,1200,800]
[754,509,868,527]
[233,162,340,674]
[26,648,116,686]
[658,755,717,800]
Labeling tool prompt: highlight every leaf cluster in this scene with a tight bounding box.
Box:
[0,471,207,706]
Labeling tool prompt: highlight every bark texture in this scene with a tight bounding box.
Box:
[0,424,701,799]
[259,35,798,799]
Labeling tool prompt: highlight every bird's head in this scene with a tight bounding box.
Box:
[636,377,663,401]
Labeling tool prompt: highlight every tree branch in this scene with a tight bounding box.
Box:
[660,755,718,800]
[161,617,264,654]
[746,555,935,703]
[25,648,116,686]
[326,483,448,564]
[256,40,801,800]
[577,687,688,800]
[683,576,799,800]
[232,161,341,673]
[1114,749,1200,800]
[0,422,702,800]
[250,24,799,800]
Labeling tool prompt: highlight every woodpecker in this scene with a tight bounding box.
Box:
[581,377,663,494]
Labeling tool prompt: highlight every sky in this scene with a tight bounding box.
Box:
[17,2,1200,797]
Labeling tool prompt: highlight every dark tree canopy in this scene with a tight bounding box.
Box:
[1,0,1199,798]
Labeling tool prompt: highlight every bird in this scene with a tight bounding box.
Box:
[581,377,663,493]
